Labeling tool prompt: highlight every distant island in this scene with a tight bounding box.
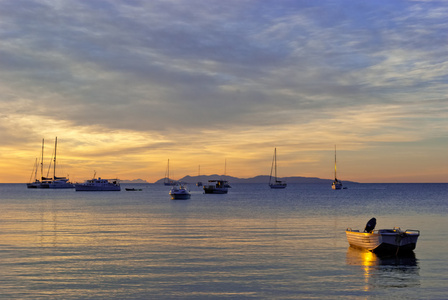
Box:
[152,175,358,185]
[120,178,150,184]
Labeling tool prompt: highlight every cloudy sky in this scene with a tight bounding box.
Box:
[1,0,447,183]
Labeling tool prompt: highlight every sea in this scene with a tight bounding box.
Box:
[0,182,447,299]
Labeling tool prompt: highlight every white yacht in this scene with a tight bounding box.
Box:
[75,177,121,191]
[203,180,228,194]
[169,183,191,200]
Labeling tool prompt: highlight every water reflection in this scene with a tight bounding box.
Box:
[346,247,420,291]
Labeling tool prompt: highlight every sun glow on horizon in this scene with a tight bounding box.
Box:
[2,121,447,184]
[0,1,446,184]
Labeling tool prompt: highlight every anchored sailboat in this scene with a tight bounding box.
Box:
[269,148,287,189]
[27,157,40,188]
[27,138,74,189]
[331,145,343,190]
[27,138,50,188]
[196,165,203,187]
[164,159,177,186]
[49,137,74,189]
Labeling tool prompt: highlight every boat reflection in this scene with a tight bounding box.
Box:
[346,247,420,291]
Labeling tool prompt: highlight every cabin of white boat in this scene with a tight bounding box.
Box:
[205,180,228,188]
[203,179,229,194]
[81,178,119,185]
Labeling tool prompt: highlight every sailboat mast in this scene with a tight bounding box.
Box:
[29,158,38,183]
[334,145,337,180]
[34,158,38,181]
[274,148,278,180]
[224,159,227,177]
[41,138,44,180]
[54,137,57,179]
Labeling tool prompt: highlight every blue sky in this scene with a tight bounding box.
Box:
[0,0,447,183]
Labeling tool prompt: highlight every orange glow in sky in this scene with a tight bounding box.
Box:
[1,1,447,183]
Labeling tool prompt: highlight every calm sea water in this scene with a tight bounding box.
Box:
[0,183,447,299]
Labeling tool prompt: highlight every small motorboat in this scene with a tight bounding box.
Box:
[346,218,420,255]
[125,188,143,191]
[169,183,191,200]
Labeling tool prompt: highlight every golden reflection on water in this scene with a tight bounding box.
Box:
[346,247,379,291]
[1,199,324,298]
[346,246,420,291]
[1,189,427,299]
[0,202,319,249]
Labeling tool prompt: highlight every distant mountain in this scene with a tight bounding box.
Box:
[120,178,149,184]
[154,175,357,184]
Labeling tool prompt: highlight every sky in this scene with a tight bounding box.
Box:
[0,0,447,183]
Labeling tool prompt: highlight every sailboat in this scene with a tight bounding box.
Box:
[27,157,40,188]
[48,137,74,189]
[331,145,344,190]
[269,148,287,189]
[164,159,177,186]
[27,139,50,188]
[196,165,203,187]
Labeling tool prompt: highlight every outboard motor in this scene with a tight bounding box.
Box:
[364,217,376,233]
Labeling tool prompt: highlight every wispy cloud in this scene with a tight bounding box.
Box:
[0,0,447,182]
